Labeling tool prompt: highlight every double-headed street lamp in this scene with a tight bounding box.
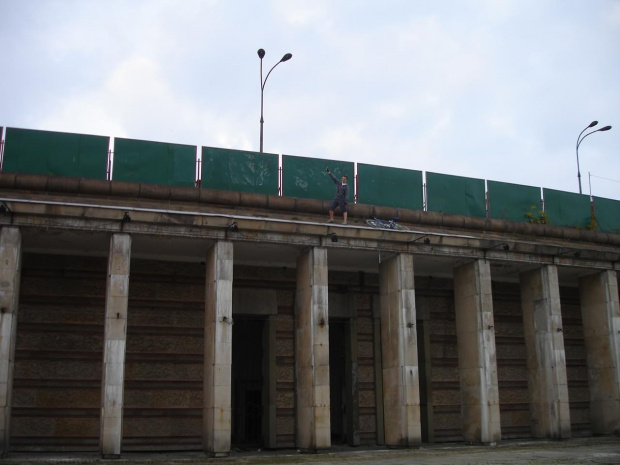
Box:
[576,120,612,194]
[258,48,292,153]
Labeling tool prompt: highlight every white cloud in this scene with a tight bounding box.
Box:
[271,0,330,26]
[1,0,618,200]
[37,56,252,150]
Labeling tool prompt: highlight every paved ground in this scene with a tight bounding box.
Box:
[4,436,620,465]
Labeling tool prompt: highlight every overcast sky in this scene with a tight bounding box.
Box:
[1,0,619,200]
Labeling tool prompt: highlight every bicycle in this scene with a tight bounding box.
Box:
[366,216,410,231]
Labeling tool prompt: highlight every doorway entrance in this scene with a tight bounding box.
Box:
[329,319,347,444]
[232,317,264,447]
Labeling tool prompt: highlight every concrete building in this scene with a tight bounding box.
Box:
[0,172,618,458]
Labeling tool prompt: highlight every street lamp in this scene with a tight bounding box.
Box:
[576,121,612,194]
[258,48,292,153]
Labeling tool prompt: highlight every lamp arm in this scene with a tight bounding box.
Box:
[577,129,601,151]
[576,126,590,152]
[262,61,282,91]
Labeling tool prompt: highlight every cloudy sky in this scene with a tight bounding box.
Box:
[1,0,619,200]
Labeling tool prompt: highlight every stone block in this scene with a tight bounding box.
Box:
[404,369,420,402]
[212,426,231,454]
[0,246,19,273]
[0,359,9,385]
[211,383,232,410]
[276,391,294,408]
[214,343,232,365]
[212,406,231,430]
[314,325,329,349]
[213,364,231,386]
[105,295,128,319]
[296,339,313,368]
[104,339,126,366]
[104,317,127,341]
[103,362,125,388]
[314,385,330,407]
[215,321,232,344]
[314,365,329,388]
[102,385,123,412]
[108,274,129,298]
[0,382,7,406]
[316,425,331,449]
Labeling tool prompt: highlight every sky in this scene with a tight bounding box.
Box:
[1,0,619,200]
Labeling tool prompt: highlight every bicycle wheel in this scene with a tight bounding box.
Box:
[391,222,411,232]
[366,219,383,228]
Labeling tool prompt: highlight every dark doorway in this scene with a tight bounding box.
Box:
[417,319,432,443]
[232,317,264,447]
[329,319,347,444]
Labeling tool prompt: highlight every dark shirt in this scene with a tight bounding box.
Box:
[328,172,349,202]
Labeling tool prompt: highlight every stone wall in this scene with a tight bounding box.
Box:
[12,254,106,451]
[9,253,592,451]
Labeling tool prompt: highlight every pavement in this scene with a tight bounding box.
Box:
[3,436,620,465]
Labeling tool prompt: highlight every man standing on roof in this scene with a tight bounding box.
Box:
[326,167,349,225]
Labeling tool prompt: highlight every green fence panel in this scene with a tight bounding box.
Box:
[282,155,354,201]
[201,147,278,195]
[357,163,423,210]
[426,172,486,217]
[2,127,109,179]
[113,138,196,187]
[593,196,620,234]
[487,180,542,222]
[543,188,591,228]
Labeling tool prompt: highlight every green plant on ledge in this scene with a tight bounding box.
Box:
[525,205,549,224]
[576,212,598,231]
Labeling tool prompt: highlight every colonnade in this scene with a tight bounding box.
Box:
[0,227,619,457]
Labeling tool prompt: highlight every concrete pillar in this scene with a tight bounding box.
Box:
[295,247,330,451]
[454,260,501,444]
[578,271,620,435]
[520,265,571,439]
[100,233,131,458]
[379,253,421,446]
[203,241,233,457]
[0,227,22,457]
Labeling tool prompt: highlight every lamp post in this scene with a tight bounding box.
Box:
[576,121,612,194]
[258,48,292,153]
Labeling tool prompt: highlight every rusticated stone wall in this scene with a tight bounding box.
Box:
[560,286,591,436]
[493,282,531,439]
[356,292,378,443]
[423,279,591,442]
[123,259,204,451]
[9,253,592,451]
[12,254,107,451]
[420,280,461,442]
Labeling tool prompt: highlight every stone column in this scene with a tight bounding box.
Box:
[379,253,421,446]
[100,233,131,458]
[454,260,501,444]
[295,247,330,451]
[203,241,233,457]
[0,227,22,457]
[520,265,571,439]
[578,271,620,435]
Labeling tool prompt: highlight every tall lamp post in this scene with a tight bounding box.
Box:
[576,121,612,194]
[258,48,292,153]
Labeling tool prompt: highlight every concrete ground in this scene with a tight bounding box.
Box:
[3,436,620,465]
